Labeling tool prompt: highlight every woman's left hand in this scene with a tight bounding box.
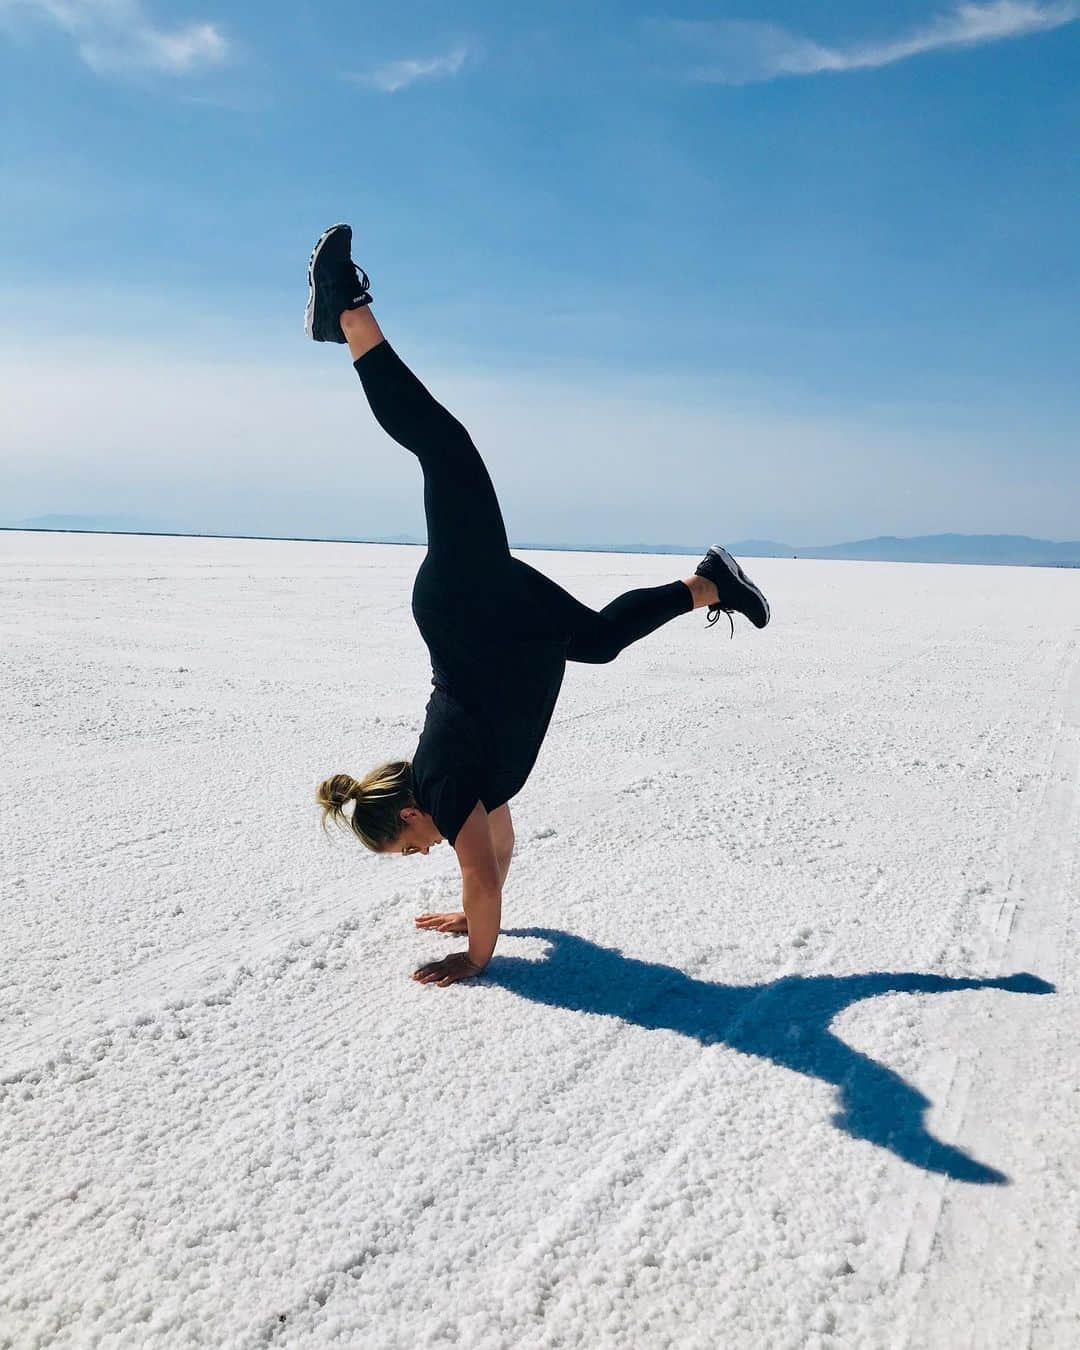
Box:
[412,952,484,987]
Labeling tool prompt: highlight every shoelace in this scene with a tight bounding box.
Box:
[706,604,735,639]
[349,261,371,298]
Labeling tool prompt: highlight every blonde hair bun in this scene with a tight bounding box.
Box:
[316,761,415,852]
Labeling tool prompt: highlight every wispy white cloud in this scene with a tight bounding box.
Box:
[659,2,1079,85]
[0,0,228,76]
[350,42,472,94]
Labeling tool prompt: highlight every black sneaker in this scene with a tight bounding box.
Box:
[304,223,372,343]
[694,544,771,636]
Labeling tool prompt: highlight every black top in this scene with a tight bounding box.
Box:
[410,600,568,845]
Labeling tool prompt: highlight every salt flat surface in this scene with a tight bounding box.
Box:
[2,531,1079,1350]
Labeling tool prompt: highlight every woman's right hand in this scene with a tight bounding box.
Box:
[414,911,468,933]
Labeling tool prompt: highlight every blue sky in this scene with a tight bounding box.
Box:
[1,1,1078,546]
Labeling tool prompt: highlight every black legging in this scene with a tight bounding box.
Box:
[354,340,692,663]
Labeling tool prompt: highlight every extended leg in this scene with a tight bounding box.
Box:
[343,307,511,576]
[507,559,720,664]
[327,265,730,640]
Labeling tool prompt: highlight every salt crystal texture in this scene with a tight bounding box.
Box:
[2,531,1078,1348]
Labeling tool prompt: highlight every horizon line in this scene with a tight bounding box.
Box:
[1,524,698,557]
[4,525,1080,569]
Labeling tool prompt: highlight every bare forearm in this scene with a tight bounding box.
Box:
[462,876,502,968]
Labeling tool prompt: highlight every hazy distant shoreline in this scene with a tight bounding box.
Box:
[3,523,1079,568]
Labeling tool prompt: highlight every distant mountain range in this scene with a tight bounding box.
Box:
[11,513,183,534]
[725,534,1080,567]
[4,519,1079,568]
[523,533,1080,566]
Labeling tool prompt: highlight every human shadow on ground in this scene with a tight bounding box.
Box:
[486,928,1054,1185]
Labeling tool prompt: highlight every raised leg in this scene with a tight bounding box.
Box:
[344,307,511,577]
[507,559,718,664]
[340,307,721,637]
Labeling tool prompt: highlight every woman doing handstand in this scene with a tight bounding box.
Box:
[308,225,770,987]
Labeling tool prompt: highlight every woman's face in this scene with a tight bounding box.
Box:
[388,808,444,857]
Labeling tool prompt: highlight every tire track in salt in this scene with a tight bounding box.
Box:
[892,640,1080,1347]
[475,637,968,1345]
